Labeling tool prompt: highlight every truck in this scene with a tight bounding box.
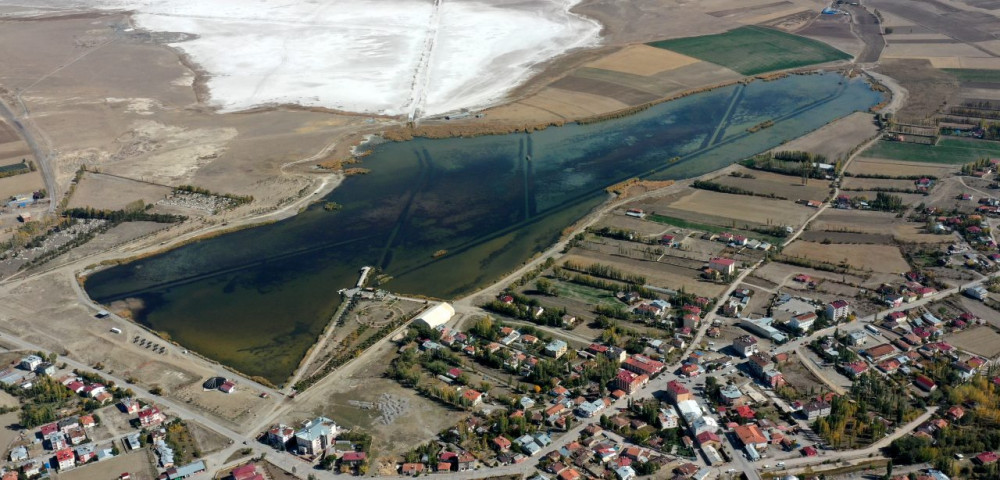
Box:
[866,324,880,335]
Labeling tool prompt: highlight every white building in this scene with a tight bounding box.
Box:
[412,302,455,330]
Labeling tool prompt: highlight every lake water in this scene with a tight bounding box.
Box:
[83,73,882,384]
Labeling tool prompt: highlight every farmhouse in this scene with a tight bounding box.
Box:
[708,258,736,276]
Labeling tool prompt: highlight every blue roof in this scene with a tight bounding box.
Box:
[170,460,206,478]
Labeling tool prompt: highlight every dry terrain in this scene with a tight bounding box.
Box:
[846,158,959,178]
[775,112,880,162]
[709,167,830,202]
[562,250,728,298]
[947,327,1000,359]
[66,172,173,211]
[783,240,911,273]
[53,450,158,480]
[665,189,815,226]
[809,209,953,244]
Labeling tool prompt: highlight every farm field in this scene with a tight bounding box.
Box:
[0,168,43,199]
[666,189,814,227]
[840,177,920,191]
[562,250,728,298]
[709,167,829,202]
[586,45,701,76]
[943,69,1000,84]
[809,209,950,243]
[946,327,1000,359]
[862,139,1000,164]
[66,172,173,211]
[782,240,911,273]
[775,112,879,161]
[846,158,958,178]
[647,26,851,75]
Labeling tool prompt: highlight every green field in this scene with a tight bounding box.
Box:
[863,138,1000,164]
[647,26,851,76]
[942,68,1000,84]
[0,162,28,174]
[646,213,784,245]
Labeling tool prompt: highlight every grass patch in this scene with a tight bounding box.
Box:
[863,138,1000,164]
[647,26,851,75]
[0,162,28,174]
[942,68,1000,84]
[550,279,621,307]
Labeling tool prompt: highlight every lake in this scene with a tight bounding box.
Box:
[83,72,882,384]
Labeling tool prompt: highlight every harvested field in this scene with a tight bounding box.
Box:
[562,250,728,298]
[783,241,911,273]
[809,209,950,243]
[754,261,869,288]
[548,75,660,105]
[775,112,879,161]
[666,189,814,226]
[863,138,1000,164]
[66,172,173,211]
[648,25,851,75]
[840,177,921,190]
[0,121,18,144]
[947,327,1000,358]
[846,158,958,178]
[56,451,157,480]
[798,231,894,244]
[875,59,959,121]
[709,168,829,202]
[586,45,700,76]
[0,168,43,199]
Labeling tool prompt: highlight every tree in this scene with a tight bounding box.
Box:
[535,278,553,296]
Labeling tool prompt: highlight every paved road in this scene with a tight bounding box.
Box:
[0,97,57,213]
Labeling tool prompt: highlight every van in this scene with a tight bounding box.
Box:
[110,327,122,334]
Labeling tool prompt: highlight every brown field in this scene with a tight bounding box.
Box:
[0,141,31,159]
[519,87,629,118]
[0,121,18,144]
[846,158,958,178]
[586,45,700,75]
[754,261,869,289]
[66,172,173,211]
[810,209,953,243]
[799,231,894,244]
[55,450,158,480]
[667,189,815,226]
[947,327,1000,359]
[563,250,728,298]
[783,241,911,273]
[0,168,44,199]
[710,167,829,202]
[840,177,920,191]
[776,112,879,162]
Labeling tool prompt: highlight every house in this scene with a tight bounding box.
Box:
[294,417,340,456]
[789,312,817,333]
[841,361,869,379]
[719,384,745,406]
[975,451,999,465]
[267,424,295,448]
[708,258,736,276]
[457,453,475,471]
[220,380,236,394]
[622,355,665,377]
[66,427,87,445]
[169,460,207,479]
[9,445,27,462]
[802,401,831,420]
[75,444,96,463]
[826,300,850,322]
[35,362,55,376]
[615,465,636,480]
[660,235,677,246]
[914,375,937,392]
[865,343,897,361]
[21,462,40,477]
[666,380,692,403]
[20,355,42,371]
[733,335,759,358]
[124,432,142,451]
[56,448,75,470]
[401,463,425,476]
[545,340,568,358]
[461,389,483,406]
[138,407,166,427]
[948,406,965,421]
[612,370,648,394]
[733,424,768,451]
[696,431,722,448]
[120,397,140,414]
[847,330,868,346]
[342,451,367,466]
[231,464,264,480]
[80,414,96,429]
[494,436,512,452]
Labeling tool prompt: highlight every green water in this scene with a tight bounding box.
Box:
[84,73,882,384]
